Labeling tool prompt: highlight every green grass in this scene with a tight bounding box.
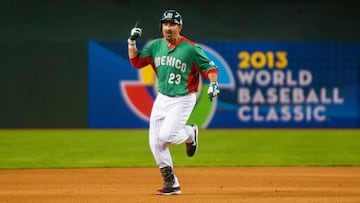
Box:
[0,129,359,169]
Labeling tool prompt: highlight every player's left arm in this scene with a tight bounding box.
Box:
[207,70,220,102]
[207,70,218,83]
[193,45,220,101]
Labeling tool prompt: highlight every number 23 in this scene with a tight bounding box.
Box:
[168,73,181,85]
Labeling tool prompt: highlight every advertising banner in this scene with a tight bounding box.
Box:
[88,41,359,128]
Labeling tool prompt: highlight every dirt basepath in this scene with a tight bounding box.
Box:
[0,167,359,203]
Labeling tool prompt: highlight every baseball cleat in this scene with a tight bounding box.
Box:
[186,124,198,157]
[156,187,181,195]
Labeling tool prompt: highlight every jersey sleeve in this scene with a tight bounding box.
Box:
[129,41,155,69]
[193,44,218,79]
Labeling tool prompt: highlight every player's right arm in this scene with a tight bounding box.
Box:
[127,22,150,69]
[127,26,156,70]
[128,39,139,59]
[128,22,142,59]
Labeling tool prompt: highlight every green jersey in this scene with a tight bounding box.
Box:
[130,37,218,97]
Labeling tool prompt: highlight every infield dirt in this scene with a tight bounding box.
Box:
[0,167,359,203]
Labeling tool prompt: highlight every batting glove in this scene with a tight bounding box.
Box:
[129,27,142,41]
[207,82,220,102]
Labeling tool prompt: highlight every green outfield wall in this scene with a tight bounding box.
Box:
[0,0,359,128]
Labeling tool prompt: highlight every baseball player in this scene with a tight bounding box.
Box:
[127,9,220,195]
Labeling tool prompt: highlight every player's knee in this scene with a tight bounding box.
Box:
[158,133,170,147]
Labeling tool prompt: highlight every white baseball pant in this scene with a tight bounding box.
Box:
[149,92,196,169]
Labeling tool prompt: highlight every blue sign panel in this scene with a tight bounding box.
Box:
[88,40,360,128]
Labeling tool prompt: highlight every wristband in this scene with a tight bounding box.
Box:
[127,38,136,46]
